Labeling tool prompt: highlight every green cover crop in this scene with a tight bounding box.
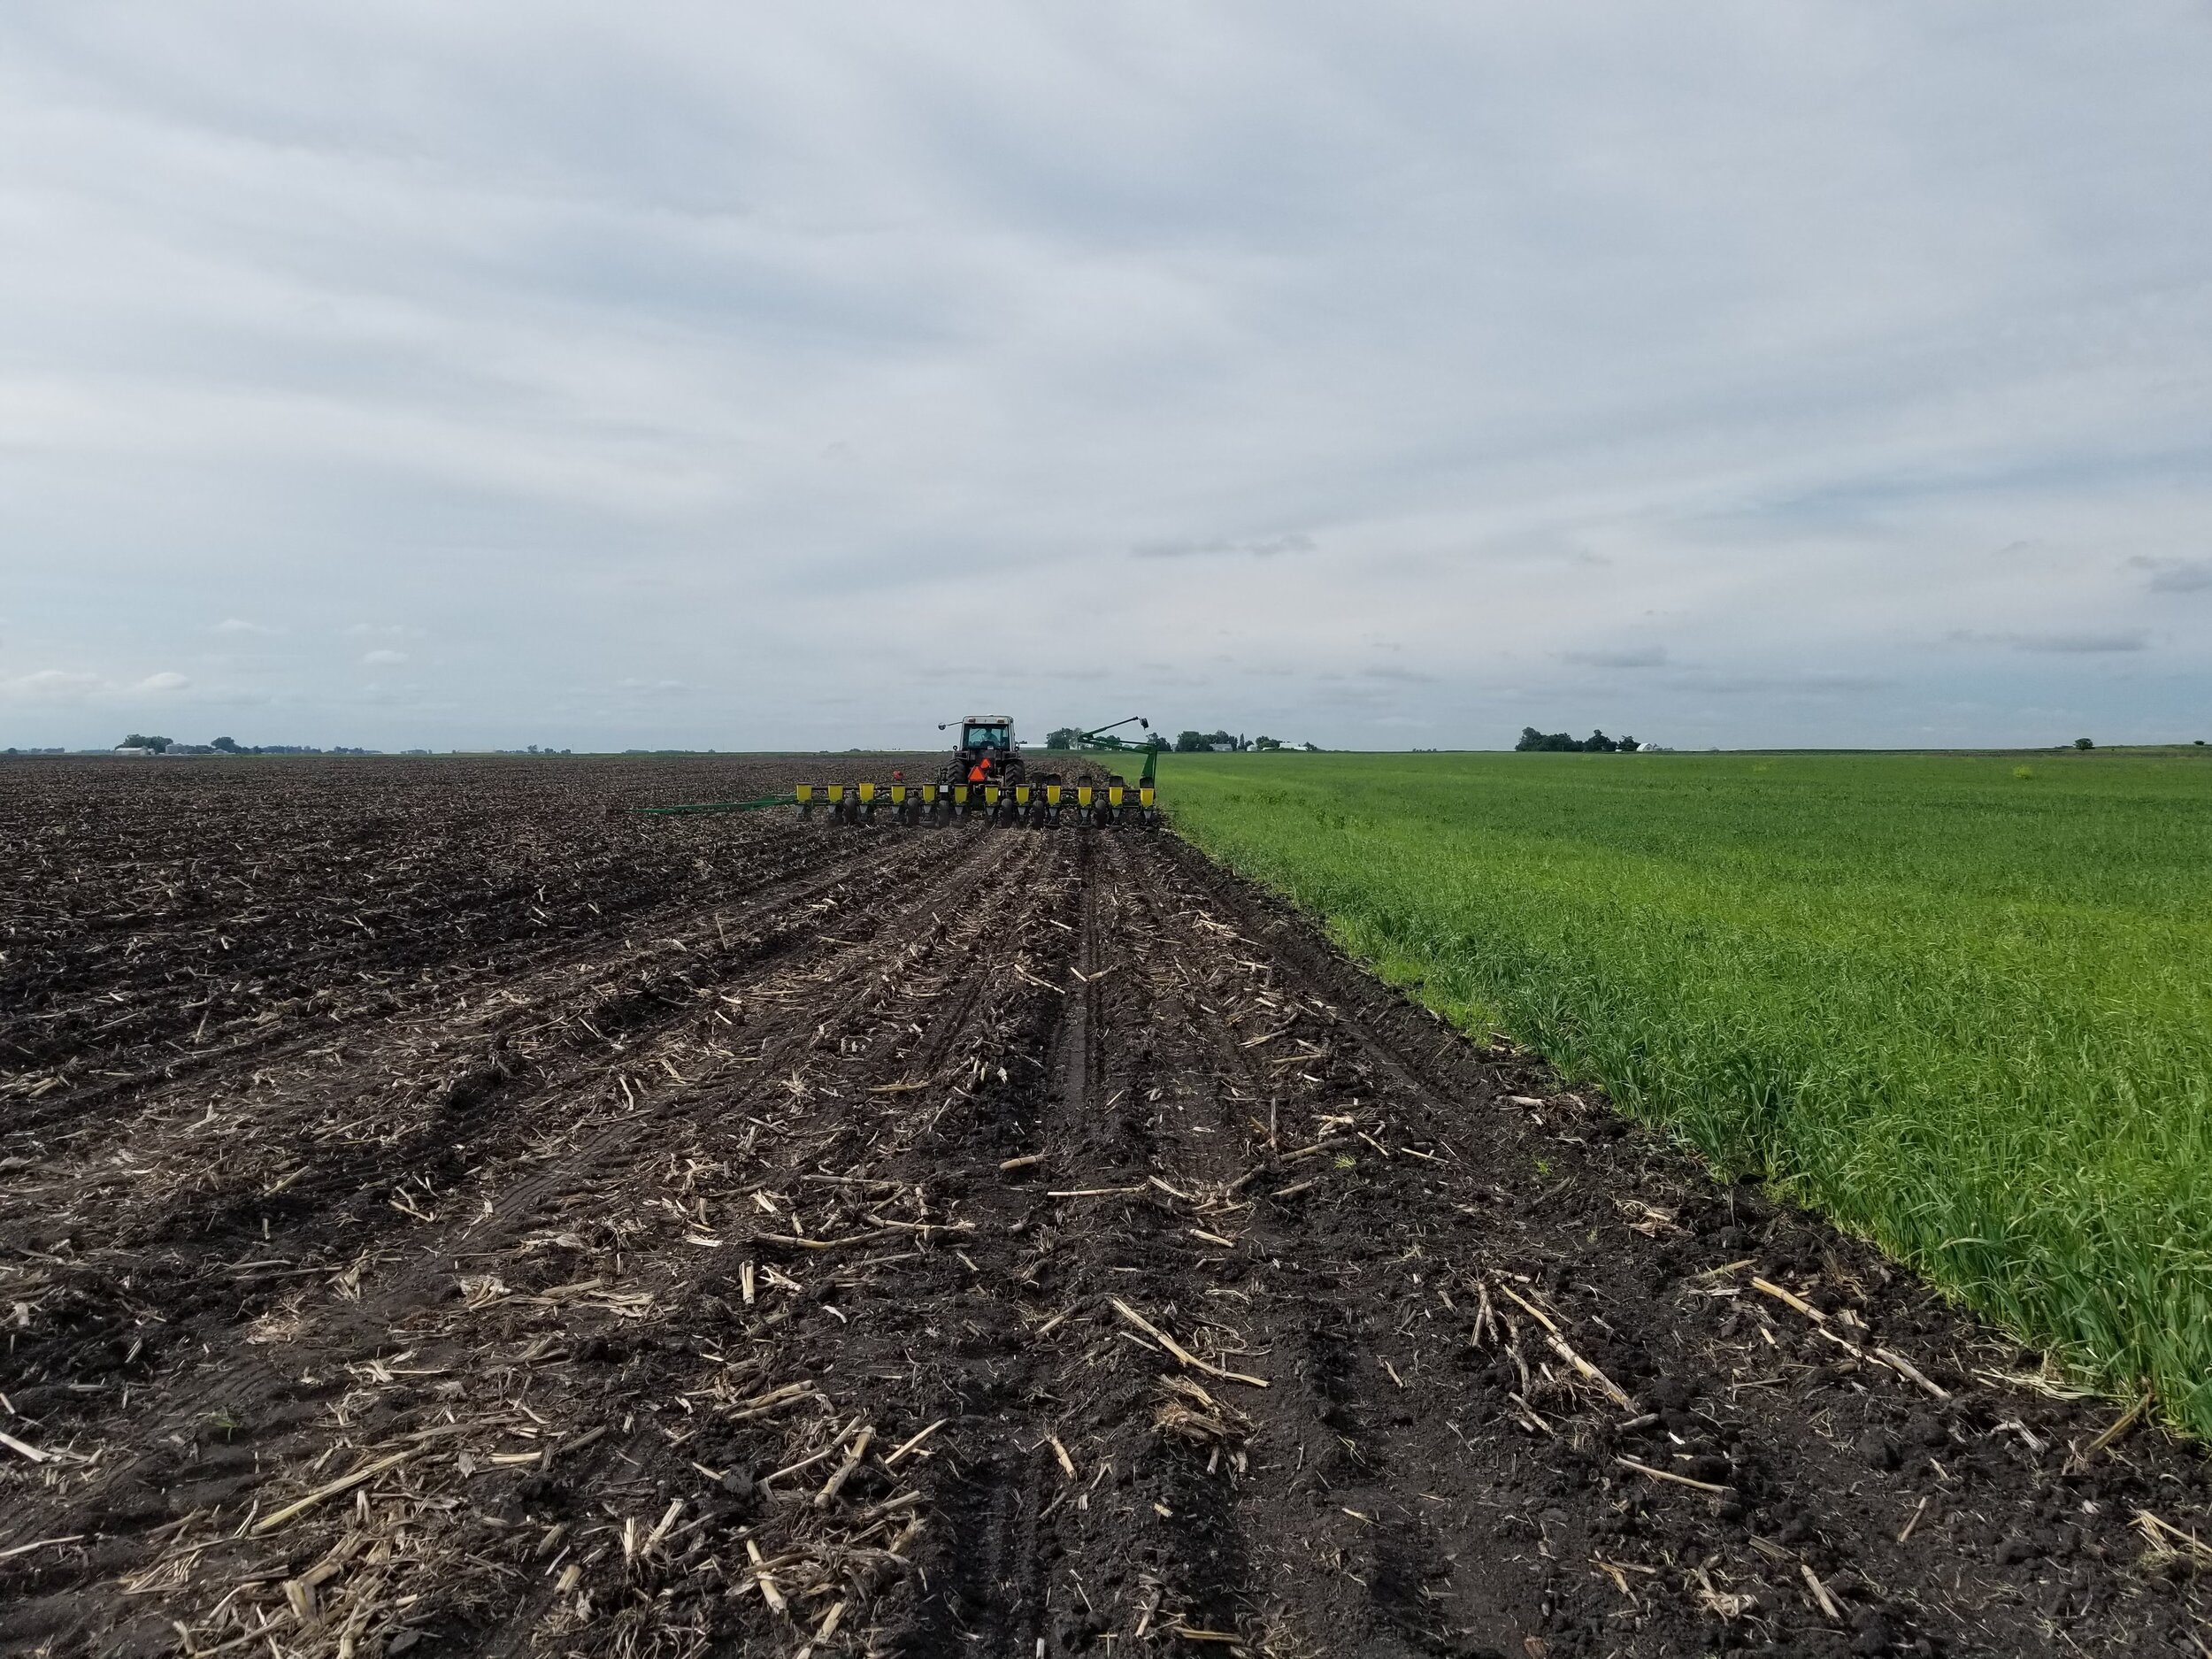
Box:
[1168,748,2212,1433]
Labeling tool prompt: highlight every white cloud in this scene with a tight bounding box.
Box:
[361,649,409,666]
[0,4,2208,749]
[2,669,103,700]
[0,667,192,703]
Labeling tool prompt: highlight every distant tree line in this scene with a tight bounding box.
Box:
[1173,730,1299,752]
[1178,730,1247,752]
[115,733,371,756]
[1040,726,1318,754]
[1044,727,1166,753]
[1517,726,1640,753]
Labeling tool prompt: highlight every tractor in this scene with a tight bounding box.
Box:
[938,715,1025,790]
[924,714,1156,826]
[634,715,1159,828]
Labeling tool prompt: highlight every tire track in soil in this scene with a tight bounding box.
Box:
[765,829,2212,1659]
[871,833,1104,1659]
[1138,834,2212,1657]
[5,795,2209,1659]
[0,755,940,1094]
[1112,834,1527,1656]
[901,827,1479,1657]
[0,823,967,1506]
[0,814,893,1148]
[0,827,1021,1615]
[4,826,1103,1657]
[449,829,1080,1658]
[6,818,955,1266]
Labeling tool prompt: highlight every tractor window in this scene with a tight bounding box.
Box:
[964,724,1010,749]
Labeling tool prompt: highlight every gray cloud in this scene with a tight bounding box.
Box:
[2129,557,2212,594]
[1481,531,1611,568]
[1663,672,1893,695]
[2017,632,2148,654]
[1947,629,2150,655]
[0,6,2208,751]
[1131,534,1317,561]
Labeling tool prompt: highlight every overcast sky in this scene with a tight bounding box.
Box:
[4,3,2209,751]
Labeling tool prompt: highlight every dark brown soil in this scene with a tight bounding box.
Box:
[3,757,2205,1658]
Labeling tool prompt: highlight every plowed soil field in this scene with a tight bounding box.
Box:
[4,757,2206,1659]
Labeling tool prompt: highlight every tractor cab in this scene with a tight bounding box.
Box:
[942,714,1024,786]
[961,718,1012,755]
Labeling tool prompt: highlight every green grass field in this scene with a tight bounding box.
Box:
[1166,749,2212,1433]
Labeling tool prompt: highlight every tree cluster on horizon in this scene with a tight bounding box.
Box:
[1517,726,1640,753]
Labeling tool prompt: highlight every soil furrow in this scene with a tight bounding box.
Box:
[0,814,909,1146]
[4,757,2208,1659]
[0,828,1020,1575]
